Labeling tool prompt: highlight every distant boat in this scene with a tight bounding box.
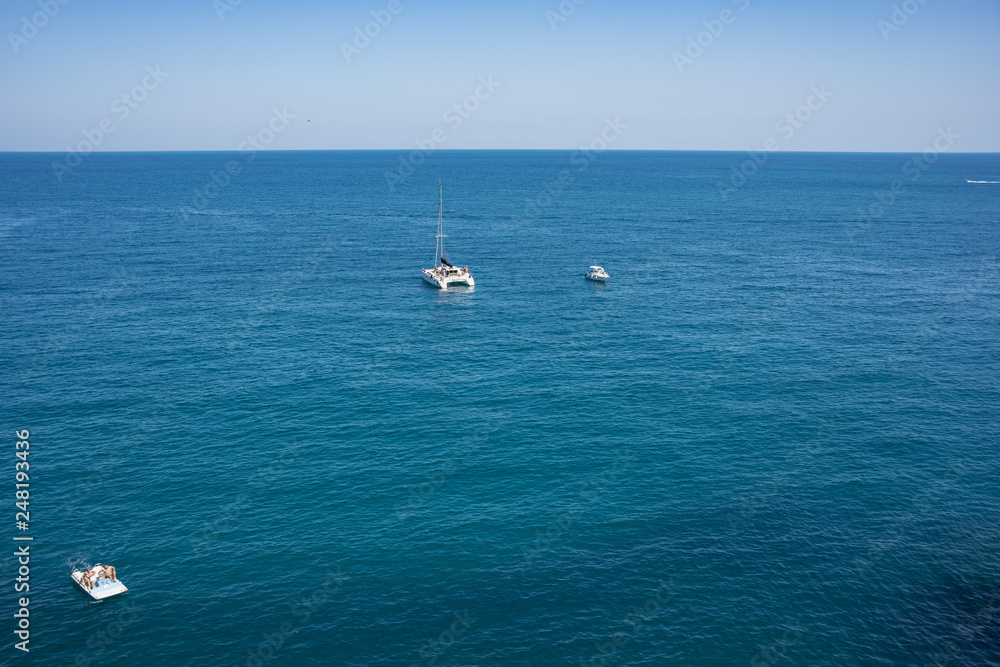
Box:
[421,183,474,289]
[585,265,609,282]
[72,564,127,600]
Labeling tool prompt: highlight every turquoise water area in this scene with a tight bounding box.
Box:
[2,150,999,665]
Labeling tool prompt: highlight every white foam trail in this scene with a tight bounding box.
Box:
[967,180,1000,184]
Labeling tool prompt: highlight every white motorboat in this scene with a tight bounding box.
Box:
[72,564,127,600]
[421,183,474,289]
[585,265,610,282]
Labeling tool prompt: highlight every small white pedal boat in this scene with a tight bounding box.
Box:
[72,564,127,600]
[585,265,609,282]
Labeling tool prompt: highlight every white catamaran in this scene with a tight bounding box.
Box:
[421,183,474,289]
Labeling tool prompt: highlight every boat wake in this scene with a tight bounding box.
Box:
[967,180,1000,184]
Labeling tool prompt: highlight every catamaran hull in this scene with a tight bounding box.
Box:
[422,271,474,289]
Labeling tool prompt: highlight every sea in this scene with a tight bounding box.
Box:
[2,150,999,666]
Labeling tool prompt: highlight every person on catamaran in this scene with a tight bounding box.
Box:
[106,565,117,582]
[81,571,93,590]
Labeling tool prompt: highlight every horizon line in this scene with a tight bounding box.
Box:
[3,149,1000,155]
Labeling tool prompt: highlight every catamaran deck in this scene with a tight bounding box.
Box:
[422,267,474,289]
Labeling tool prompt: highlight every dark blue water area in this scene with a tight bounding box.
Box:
[1,150,1000,665]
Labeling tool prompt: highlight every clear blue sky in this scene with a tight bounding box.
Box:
[1,0,998,151]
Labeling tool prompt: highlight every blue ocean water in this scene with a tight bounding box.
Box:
[2,150,999,666]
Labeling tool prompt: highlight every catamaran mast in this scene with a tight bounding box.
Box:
[436,181,444,267]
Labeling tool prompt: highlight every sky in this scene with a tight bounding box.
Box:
[1,0,998,152]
